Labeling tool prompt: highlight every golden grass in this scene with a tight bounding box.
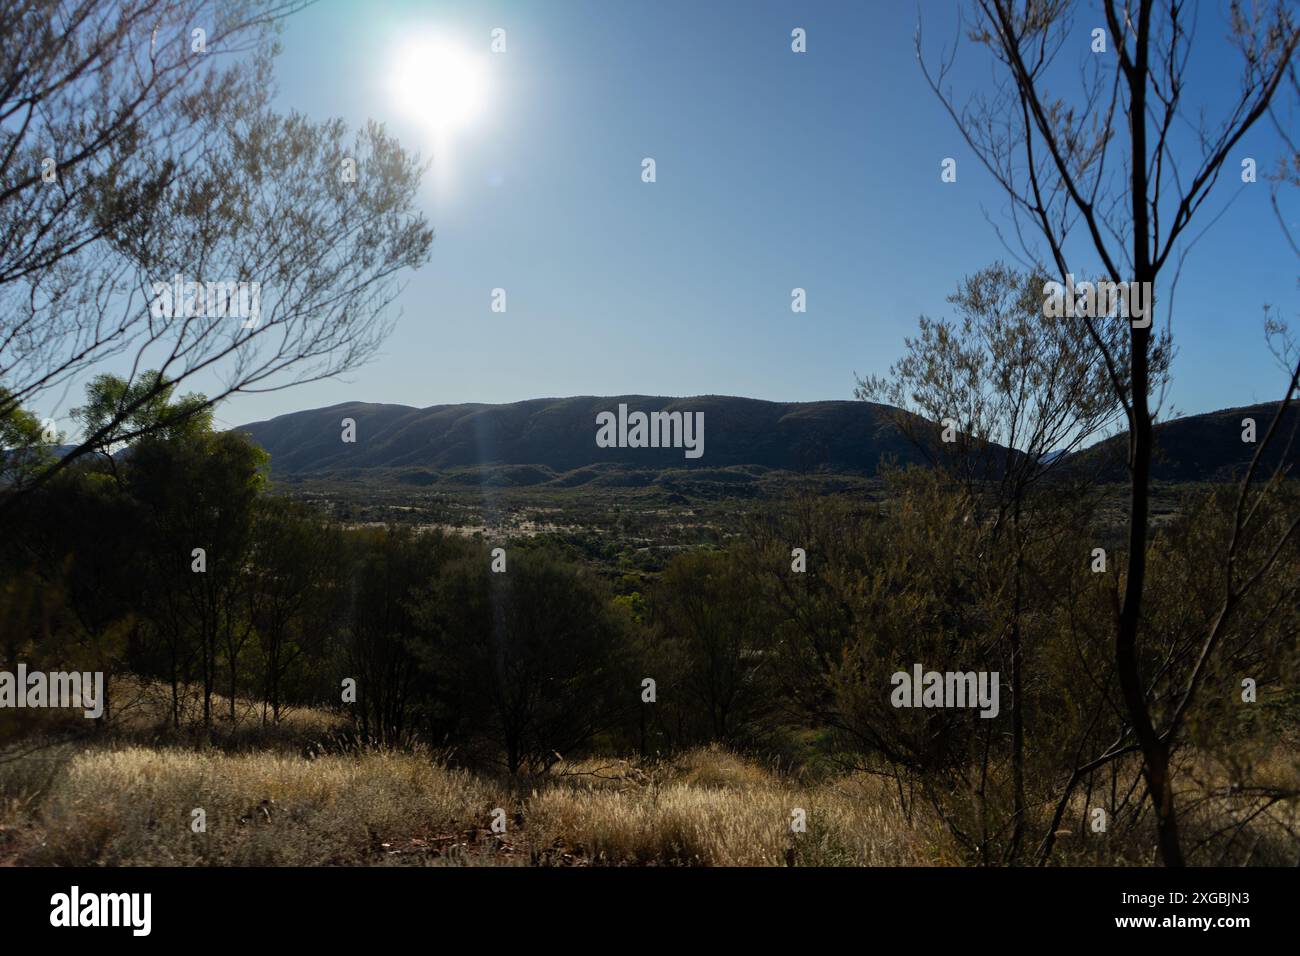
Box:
[98,676,347,740]
[0,738,1291,866]
[526,775,940,866]
[0,675,347,755]
[2,744,494,865]
[0,741,952,866]
[523,745,948,865]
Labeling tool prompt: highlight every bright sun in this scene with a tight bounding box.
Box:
[387,35,488,136]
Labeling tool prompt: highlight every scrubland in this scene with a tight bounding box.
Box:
[3,704,1293,867]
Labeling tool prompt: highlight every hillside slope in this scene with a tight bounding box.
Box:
[237,395,932,480]
[236,396,1300,486]
[1075,401,1299,482]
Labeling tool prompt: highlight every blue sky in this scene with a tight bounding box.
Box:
[208,0,1297,429]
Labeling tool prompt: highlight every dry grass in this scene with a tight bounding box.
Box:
[0,741,953,866]
[98,676,347,742]
[1,734,1292,866]
[523,745,951,865]
[526,770,944,866]
[1,744,494,865]
[0,675,347,757]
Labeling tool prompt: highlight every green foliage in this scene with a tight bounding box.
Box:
[649,550,780,746]
[0,386,53,486]
[2,378,1295,865]
[412,549,634,774]
[72,371,213,459]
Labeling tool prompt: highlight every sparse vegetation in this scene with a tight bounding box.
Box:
[3,722,1294,866]
[2,368,1298,867]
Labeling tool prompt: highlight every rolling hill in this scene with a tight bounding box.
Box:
[235,395,1299,488]
[236,396,933,485]
[1076,401,1299,482]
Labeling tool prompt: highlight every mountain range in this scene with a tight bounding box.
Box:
[236,395,1298,488]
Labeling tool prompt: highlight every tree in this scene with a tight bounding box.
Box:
[741,490,1019,860]
[72,370,211,483]
[247,498,340,724]
[6,466,144,725]
[858,261,1158,859]
[414,549,632,775]
[919,0,1300,865]
[126,425,267,729]
[0,388,51,487]
[342,527,456,746]
[651,550,778,746]
[0,1,302,287]
[0,0,431,517]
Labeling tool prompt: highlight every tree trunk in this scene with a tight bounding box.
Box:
[1114,5,1184,866]
[1008,535,1026,862]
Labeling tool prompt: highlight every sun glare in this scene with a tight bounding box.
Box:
[387,35,488,137]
